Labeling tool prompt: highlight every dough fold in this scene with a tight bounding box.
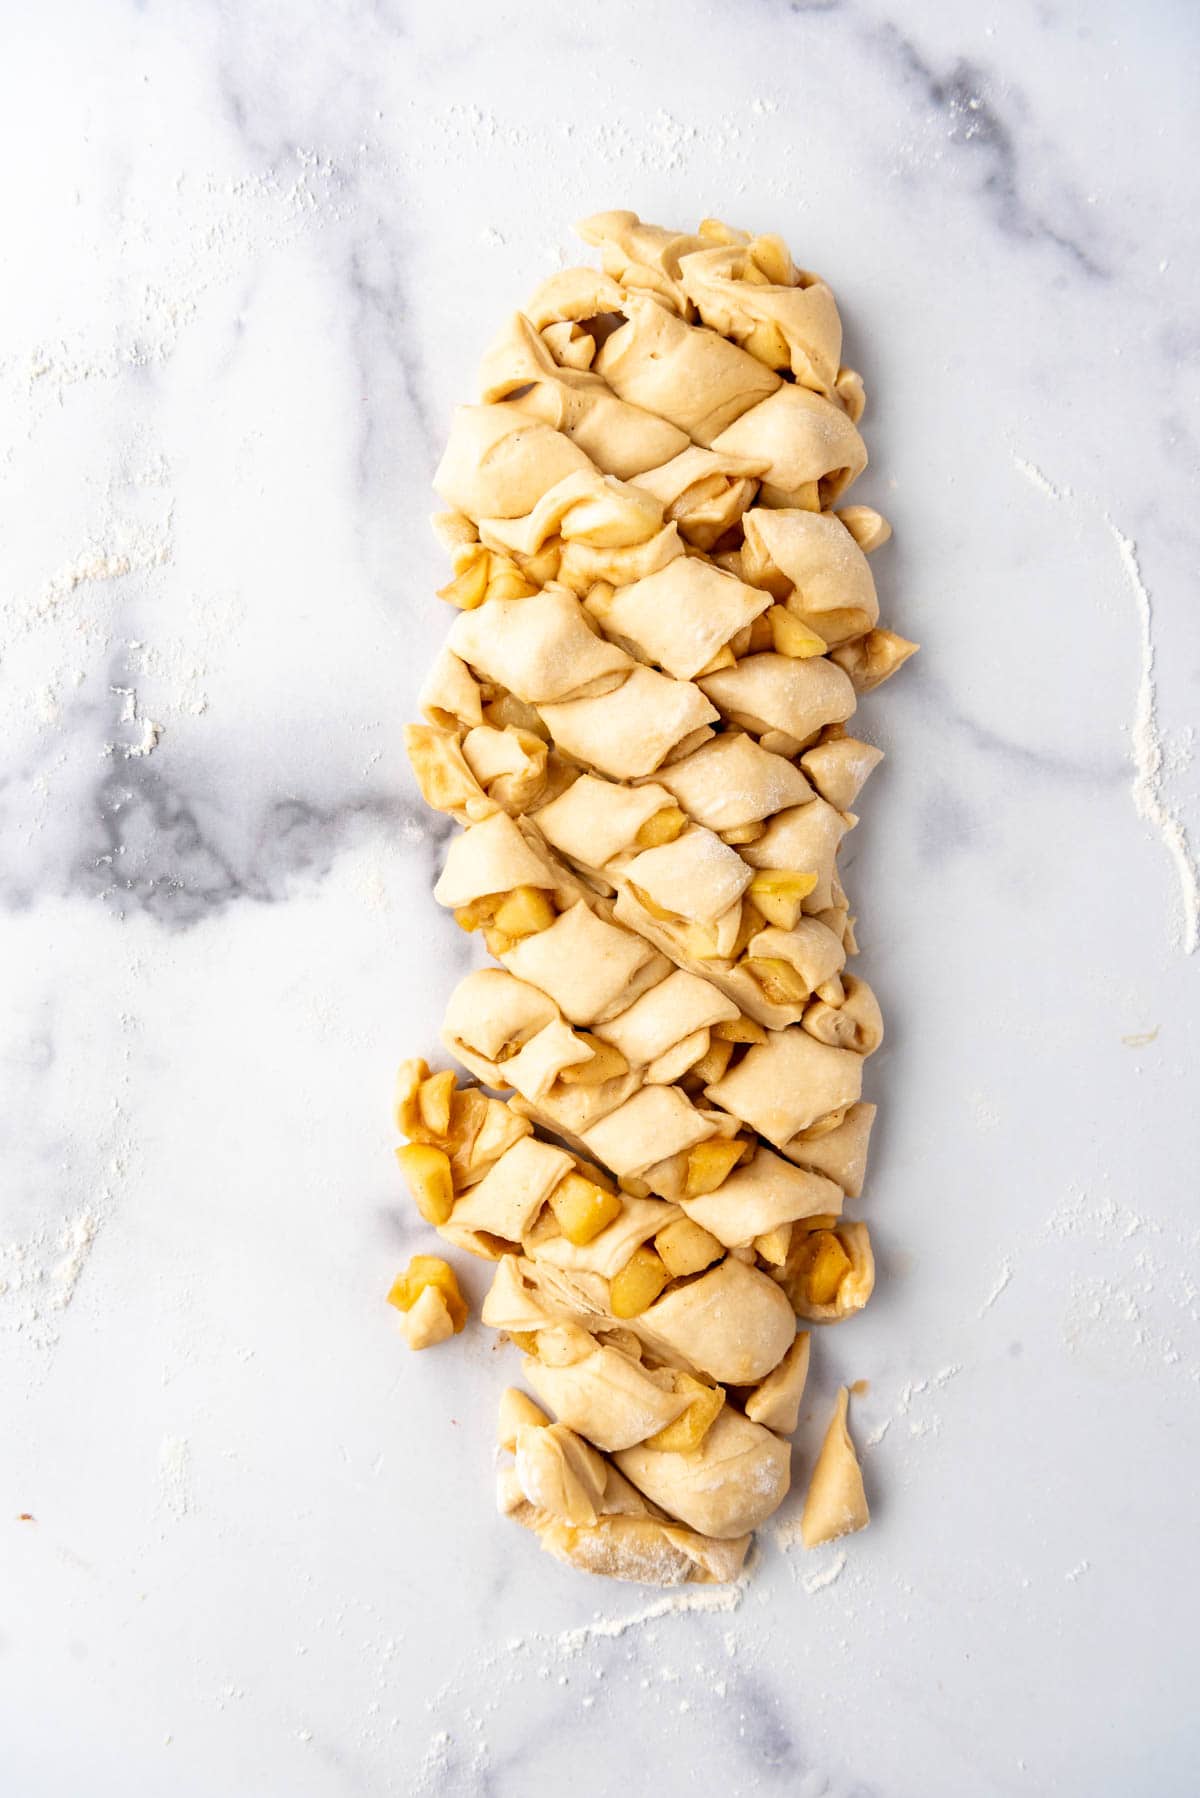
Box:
[393,208,918,1584]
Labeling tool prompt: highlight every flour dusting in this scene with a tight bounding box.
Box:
[0,1205,104,1350]
[1046,1188,1199,1384]
[109,685,164,758]
[802,1551,847,1593]
[978,1258,1013,1317]
[1009,455,1197,953]
[158,1435,194,1519]
[550,1580,746,1654]
[1012,454,1072,501]
[1105,519,1199,954]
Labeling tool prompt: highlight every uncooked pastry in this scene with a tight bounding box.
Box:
[800,1386,869,1547]
[390,211,914,1584]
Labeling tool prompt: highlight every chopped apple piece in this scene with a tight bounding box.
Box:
[609,1245,671,1318]
[492,885,556,940]
[393,1058,430,1136]
[796,1230,852,1306]
[744,956,810,1005]
[417,1069,456,1138]
[688,1036,733,1086]
[452,894,499,932]
[684,1138,746,1197]
[655,1218,724,1278]
[644,1378,726,1452]
[549,1171,624,1246]
[747,869,819,930]
[753,1224,793,1267]
[394,1142,455,1225]
[712,1016,768,1046]
[768,605,827,659]
[684,922,722,958]
[634,805,689,849]
[557,1034,630,1086]
[630,883,680,923]
[387,1253,467,1332]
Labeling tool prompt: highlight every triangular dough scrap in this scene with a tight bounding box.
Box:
[800,1387,869,1548]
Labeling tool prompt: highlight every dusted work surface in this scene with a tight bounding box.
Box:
[2,1,1198,1794]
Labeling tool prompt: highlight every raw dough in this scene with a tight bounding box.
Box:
[391,210,915,1585]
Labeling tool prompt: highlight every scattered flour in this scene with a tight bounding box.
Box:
[1010,451,1198,955]
[15,520,173,644]
[857,1365,961,1455]
[157,1435,194,1520]
[1012,455,1072,501]
[415,1570,753,1786]
[1106,519,1199,954]
[542,1580,747,1655]
[1044,1187,1153,1245]
[0,1205,104,1351]
[802,1551,847,1593]
[109,685,164,759]
[978,1259,1013,1317]
[969,1090,1001,1131]
[413,1729,452,1795]
[1046,1188,1199,1383]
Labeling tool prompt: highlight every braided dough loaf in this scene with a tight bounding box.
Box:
[393,211,915,1585]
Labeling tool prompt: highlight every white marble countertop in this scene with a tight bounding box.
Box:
[3,2,1198,1793]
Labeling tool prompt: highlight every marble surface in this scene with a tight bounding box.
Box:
[2,2,1198,1793]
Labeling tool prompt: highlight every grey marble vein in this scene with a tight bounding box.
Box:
[871,22,1111,277]
[74,764,448,926]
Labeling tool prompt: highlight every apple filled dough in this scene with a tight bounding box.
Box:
[391,211,909,1583]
